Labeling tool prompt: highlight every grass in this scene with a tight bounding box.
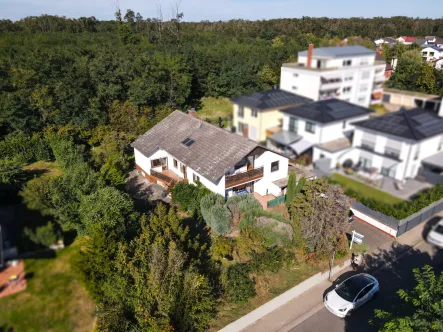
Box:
[196,97,232,123]
[0,241,95,332]
[23,161,63,177]
[331,173,403,205]
[369,104,388,116]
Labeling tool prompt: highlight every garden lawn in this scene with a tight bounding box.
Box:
[331,173,403,205]
[196,97,232,123]
[0,241,95,332]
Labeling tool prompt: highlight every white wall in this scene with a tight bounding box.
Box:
[254,151,289,196]
[280,67,321,100]
[421,47,442,62]
[313,146,359,168]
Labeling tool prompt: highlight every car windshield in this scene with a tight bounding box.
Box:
[434,225,443,235]
[335,275,372,302]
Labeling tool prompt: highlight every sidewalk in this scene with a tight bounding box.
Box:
[241,219,430,332]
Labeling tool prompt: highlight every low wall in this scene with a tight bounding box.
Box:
[219,258,352,332]
[351,198,443,237]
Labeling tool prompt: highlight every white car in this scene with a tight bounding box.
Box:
[324,273,379,318]
[426,218,443,249]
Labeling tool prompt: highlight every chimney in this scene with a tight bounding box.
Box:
[307,43,314,68]
[188,108,197,117]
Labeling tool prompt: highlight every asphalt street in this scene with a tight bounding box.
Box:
[290,240,443,332]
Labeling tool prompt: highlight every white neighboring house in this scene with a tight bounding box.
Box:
[131,110,289,200]
[435,58,443,70]
[280,45,385,108]
[424,36,443,48]
[266,99,374,159]
[396,36,417,45]
[374,37,397,46]
[314,107,443,182]
[421,46,443,62]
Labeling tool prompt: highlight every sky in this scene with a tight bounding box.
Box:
[0,0,441,22]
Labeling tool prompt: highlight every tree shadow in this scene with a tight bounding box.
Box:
[20,249,56,260]
[24,272,34,280]
[0,324,14,332]
[342,242,443,332]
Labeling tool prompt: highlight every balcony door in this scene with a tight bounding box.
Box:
[181,164,187,179]
[359,157,372,169]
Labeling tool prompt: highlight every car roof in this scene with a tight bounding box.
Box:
[343,274,375,289]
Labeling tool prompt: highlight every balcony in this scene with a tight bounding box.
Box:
[225,167,264,189]
[320,77,342,90]
[150,169,182,187]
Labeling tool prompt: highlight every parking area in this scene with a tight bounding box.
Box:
[349,218,393,251]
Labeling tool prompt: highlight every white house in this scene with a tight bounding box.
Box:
[280,45,386,108]
[374,37,397,46]
[396,36,417,45]
[424,36,443,48]
[131,110,290,199]
[435,58,443,70]
[230,89,311,143]
[267,99,374,159]
[314,107,443,182]
[421,46,443,62]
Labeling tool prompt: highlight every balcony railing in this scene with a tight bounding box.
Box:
[225,167,264,189]
[151,169,178,187]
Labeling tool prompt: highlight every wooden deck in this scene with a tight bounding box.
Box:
[253,192,277,210]
[136,165,183,187]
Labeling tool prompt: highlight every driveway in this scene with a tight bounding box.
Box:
[349,218,393,252]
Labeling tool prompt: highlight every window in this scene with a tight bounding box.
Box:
[238,106,244,117]
[292,86,298,90]
[293,73,299,77]
[361,71,370,79]
[173,159,178,168]
[361,140,375,151]
[271,161,279,172]
[384,147,400,159]
[359,157,372,169]
[320,154,325,159]
[381,167,396,178]
[345,76,353,81]
[251,108,258,117]
[305,121,316,134]
[193,173,200,183]
[430,52,435,56]
[289,117,298,133]
[238,122,244,133]
[358,97,366,103]
[342,121,346,129]
[360,85,368,92]
[343,60,352,66]
[151,158,165,168]
[182,138,195,147]
[422,52,428,56]
[343,86,352,93]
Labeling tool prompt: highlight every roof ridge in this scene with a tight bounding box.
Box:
[400,109,421,140]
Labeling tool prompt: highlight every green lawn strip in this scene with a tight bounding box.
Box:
[331,173,403,205]
[196,97,232,123]
[0,241,95,332]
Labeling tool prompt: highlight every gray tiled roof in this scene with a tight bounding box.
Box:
[353,108,443,141]
[230,89,311,110]
[298,45,375,59]
[281,99,374,124]
[131,111,259,182]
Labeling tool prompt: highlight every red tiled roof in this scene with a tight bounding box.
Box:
[400,36,417,42]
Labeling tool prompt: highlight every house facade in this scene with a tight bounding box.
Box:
[396,36,417,45]
[421,46,443,62]
[230,89,311,142]
[280,45,385,108]
[314,108,443,182]
[268,99,373,158]
[131,111,289,199]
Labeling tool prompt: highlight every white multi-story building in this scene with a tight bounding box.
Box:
[266,99,373,158]
[280,45,386,108]
[314,107,443,182]
[421,46,443,62]
[131,110,289,199]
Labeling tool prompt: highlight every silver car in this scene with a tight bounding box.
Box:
[426,218,443,249]
[324,273,379,318]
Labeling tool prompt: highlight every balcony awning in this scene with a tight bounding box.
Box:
[268,131,301,146]
[381,157,398,169]
[289,139,314,155]
[422,151,443,170]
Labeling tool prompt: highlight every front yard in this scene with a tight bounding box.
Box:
[0,242,95,331]
[331,173,403,205]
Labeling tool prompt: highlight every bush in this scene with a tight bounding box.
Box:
[248,247,284,273]
[24,222,61,247]
[0,132,52,164]
[172,182,212,218]
[210,205,232,235]
[200,193,225,227]
[211,236,235,261]
[223,264,256,304]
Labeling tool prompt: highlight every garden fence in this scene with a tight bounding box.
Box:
[267,195,286,208]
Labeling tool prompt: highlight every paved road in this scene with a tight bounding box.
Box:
[291,241,443,332]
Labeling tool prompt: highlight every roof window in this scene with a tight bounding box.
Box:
[182,138,195,147]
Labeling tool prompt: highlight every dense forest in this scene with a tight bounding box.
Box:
[1,12,443,331]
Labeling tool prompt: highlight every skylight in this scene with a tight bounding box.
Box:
[182,138,195,147]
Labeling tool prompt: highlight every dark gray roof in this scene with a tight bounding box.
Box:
[281,99,374,124]
[422,45,443,52]
[353,108,443,141]
[230,89,311,110]
[131,111,260,182]
[298,45,375,59]
[414,38,426,46]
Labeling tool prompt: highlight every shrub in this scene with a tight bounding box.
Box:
[0,132,52,164]
[223,264,255,304]
[24,222,61,247]
[248,247,284,273]
[200,193,225,227]
[172,182,212,218]
[210,205,232,235]
[226,194,261,224]
[211,236,235,261]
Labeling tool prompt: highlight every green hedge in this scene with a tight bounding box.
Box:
[344,183,443,220]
